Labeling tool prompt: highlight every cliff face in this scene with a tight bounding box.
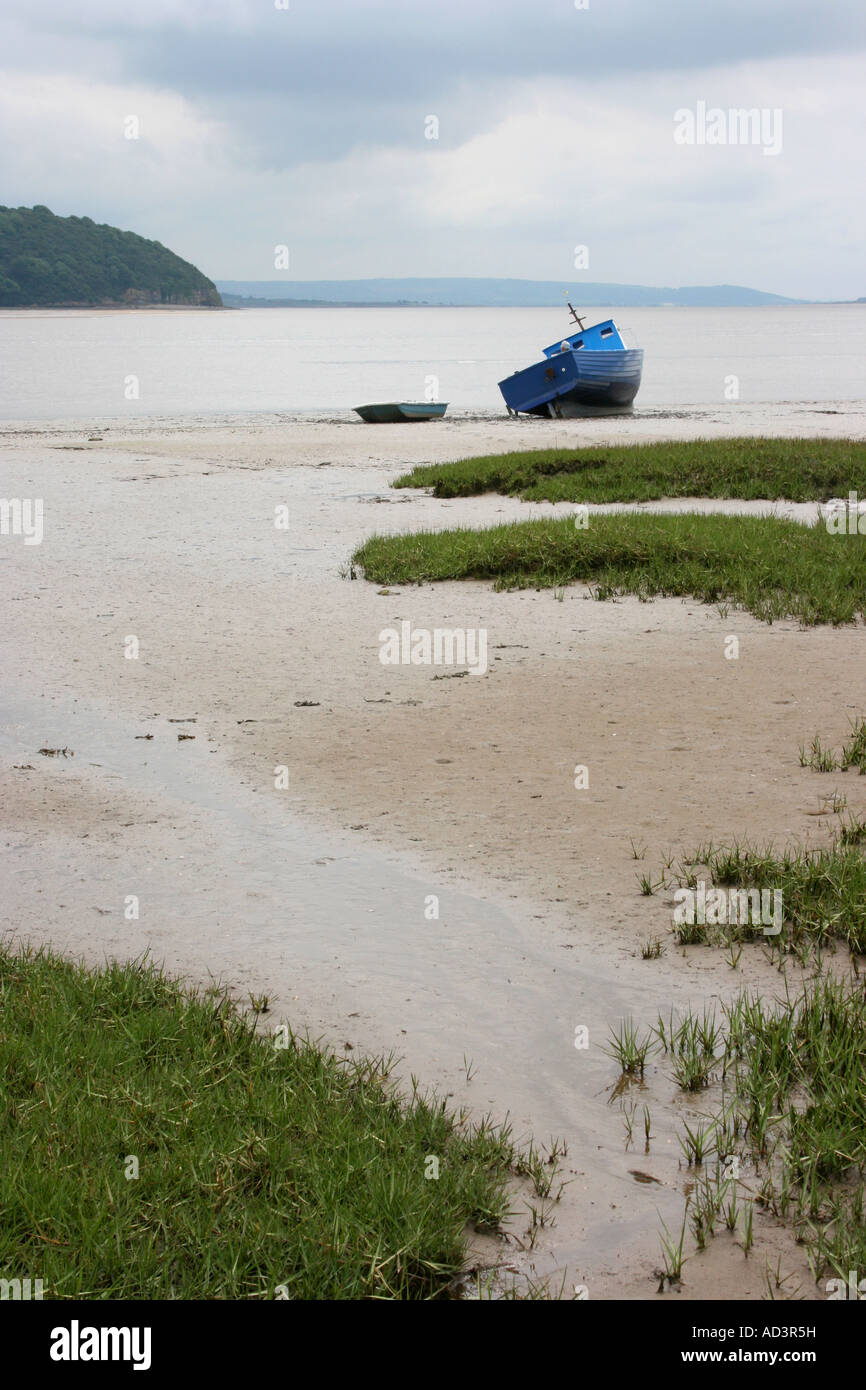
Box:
[0,206,222,308]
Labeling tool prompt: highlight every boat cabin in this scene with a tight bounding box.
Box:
[542,319,625,358]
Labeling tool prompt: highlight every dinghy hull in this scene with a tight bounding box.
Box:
[354,402,448,422]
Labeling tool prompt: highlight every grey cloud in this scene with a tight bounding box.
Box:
[4,1,864,168]
[8,1,866,96]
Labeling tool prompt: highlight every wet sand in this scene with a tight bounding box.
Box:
[2,407,865,1298]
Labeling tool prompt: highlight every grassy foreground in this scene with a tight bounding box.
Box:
[0,946,527,1299]
[353,512,865,625]
[393,437,866,503]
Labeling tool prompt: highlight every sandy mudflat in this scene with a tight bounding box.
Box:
[2,407,865,1298]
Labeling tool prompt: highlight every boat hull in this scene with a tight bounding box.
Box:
[354,402,448,423]
[498,349,644,415]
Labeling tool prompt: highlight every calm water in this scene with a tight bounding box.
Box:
[0,304,863,422]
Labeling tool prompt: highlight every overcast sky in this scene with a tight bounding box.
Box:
[1,0,864,298]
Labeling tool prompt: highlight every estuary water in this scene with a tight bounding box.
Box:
[0,303,863,422]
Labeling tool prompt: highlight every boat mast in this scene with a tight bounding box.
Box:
[566,301,587,331]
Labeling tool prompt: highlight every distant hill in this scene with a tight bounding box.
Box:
[0,206,222,308]
[217,277,801,308]
[221,293,423,309]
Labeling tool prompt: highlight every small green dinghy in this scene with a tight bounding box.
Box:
[354,402,448,423]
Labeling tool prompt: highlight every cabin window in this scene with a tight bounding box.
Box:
[573,339,584,349]
[600,327,614,338]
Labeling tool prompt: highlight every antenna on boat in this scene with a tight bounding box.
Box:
[566,300,587,331]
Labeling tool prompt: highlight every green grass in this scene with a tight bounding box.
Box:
[352,512,866,625]
[668,825,866,956]
[0,944,534,1300]
[605,1017,653,1076]
[640,734,866,1287]
[657,978,866,1285]
[393,437,866,504]
[800,717,866,774]
[611,975,866,1281]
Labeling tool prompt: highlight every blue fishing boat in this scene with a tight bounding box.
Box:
[498,305,643,416]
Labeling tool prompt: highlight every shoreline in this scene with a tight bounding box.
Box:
[0,303,226,312]
[3,399,866,438]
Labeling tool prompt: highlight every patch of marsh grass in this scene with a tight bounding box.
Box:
[669,827,866,956]
[639,735,866,1286]
[393,437,866,505]
[0,944,542,1300]
[652,977,866,1286]
[352,512,865,626]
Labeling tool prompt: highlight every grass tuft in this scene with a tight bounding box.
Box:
[800,717,866,774]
